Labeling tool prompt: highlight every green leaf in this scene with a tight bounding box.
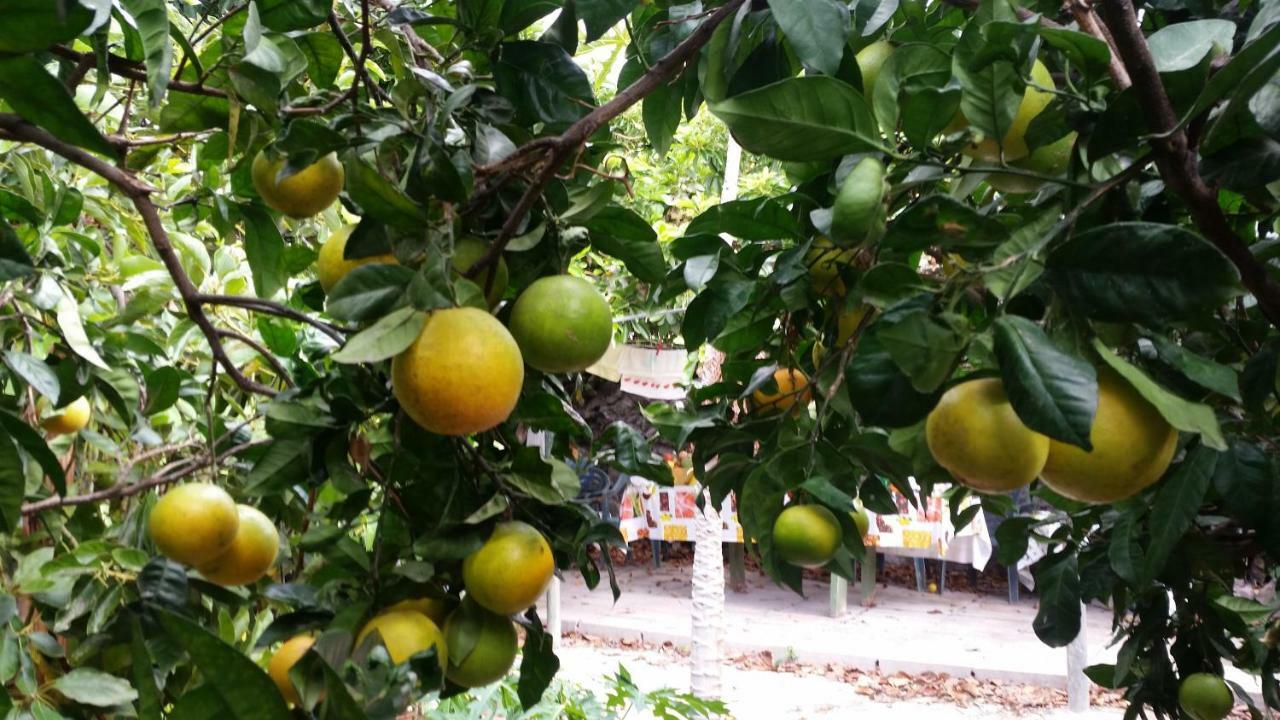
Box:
[766,0,850,76]
[847,332,942,428]
[642,76,682,157]
[143,366,181,416]
[1045,223,1240,326]
[51,668,136,707]
[120,0,172,105]
[331,307,427,364]
[508,453,582,504]
[495,41,596,125]
[157,611,291,720]
[169,685,232,720]
[952,19,1022,152]
[581,207,668,283]
[517,618,560,710]
[1212,594,1275,626]
[682,280,753,349]
[502,0,564,35]
[870,43,952,134]
[0,426,23,534]
[0,218,34,281]
[0,410,66,497]
[295,32,342,89]
[326,264,416,322]
[129,616,161,720]
[685,198,802,240]
[1148,336,1240,401]
[1142,445,1216,582]
[1213,441,1280,555]
[577,0,634,42]
[882,195,1009,255]
[240,207,285,299]
[711,76,882,161]
[1031,549,1081,647]
[0,56,114,156]
[244,439,310,495]
[856,263,930,308]
[55,293,109,370]
[1038,28,1111,79]
[1093,341,1227,451]
[876,312,968,393]
[993,316,1098,449]
[259,0,330,31]
[1107,510,1144,584]
[343,156,427,231]
[1146,19,1234,72]
[0,0,95,53]
[3,351,59,400]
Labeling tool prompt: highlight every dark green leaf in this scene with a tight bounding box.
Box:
[766,0,850,76]
[0,0,95,52]
[993,316,1098,449]
[157,611,291,720]
[0,218,34,281]
[120,0,172,105]
[876,312,968,393]
[582,207,668,283]
[1038,28,1111,78]
[502,0,564,34]
[0,426,22,534]
[51,668,136,706]
[325,264,416,322]
[137,558,188,610]
[517,617,560,710]
[952,18,1022,151]
[169,686,231,720]
[1148,336,1240,401]
[1142,445,1216,582]
[847,333,942,428]
[0,410,66,497]
[883,196,1009,255]
[0,56,114,155]
[295,32,342,89]
[241,206,285,299]
[344,156,427,231]
[143,366,181,416]
[332,307,427,364]
[1031,549,1080,647]
[1108,510,1144,584]
[3,351,59,400]
[129,615,161,720]
[244,438,310,495]
[856,263,931,308]
[682,280,753,349]
[1046,223,1240,325]
[711,77,882,161]
[642,75,682,157]
[1094,341,1226,451]
[577,0,634,42]
[259,0,330,31]
[685,198,802,240]
[495,41,596,125]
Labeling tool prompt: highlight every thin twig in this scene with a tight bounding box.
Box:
[216,329,295,387]
[51,46,227,99]
[196,293,349,342]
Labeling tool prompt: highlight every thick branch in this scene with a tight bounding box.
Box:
[1099,0,1280,328]
[0,114,277,396]
[1066,0,1130,88]
[51,46,228,99]
[21,440,264,515]
[465,0,748,279]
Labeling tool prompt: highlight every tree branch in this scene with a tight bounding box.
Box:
[1099,0,1280,328]
[195,294,349,342]
[51,46,228,99]
[1065,0,1130,88]
[216,329,295,387]
[21,440,265,515]
[464,0,749,279]
[0,114,278,396]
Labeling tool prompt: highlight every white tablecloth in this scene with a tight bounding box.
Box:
[863,483,993,570]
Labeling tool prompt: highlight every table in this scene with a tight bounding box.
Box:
[616,480,743,544]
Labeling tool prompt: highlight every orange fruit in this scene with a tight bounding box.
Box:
[462,521,555,615]
[1040,369,1178,503]
[41,396,91,435]
[387,597,455,626]
[149,483,240,567]
[1178,673,1234,720]
[507,275,613,373]
[450,238,509,308]
[197,505,279,586]
[443,600,518,688]
[391,307,524,436]
[356,610,447,667]
[925,378,1049,492]
[251,149,344,218]
[316,224,396,292]
[752,368,812,415]
[773,505,841,568]
[267,635,315,706]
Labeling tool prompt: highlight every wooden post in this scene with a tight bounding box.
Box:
[1066,602,1089,712]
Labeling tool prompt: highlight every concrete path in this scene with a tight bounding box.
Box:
[548,563,1118,689]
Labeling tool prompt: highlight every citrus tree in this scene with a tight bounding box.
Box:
[1,0,1279,718]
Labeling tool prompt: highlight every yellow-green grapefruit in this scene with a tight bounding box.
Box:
[752,368,812,415]
[357,610,447,667]
[41,396,91,436]
[450,238,509,309]
[508,275,613,374]
[1040,369,1178,504]
[268,635,315,706]
[988,132,1078,195]
[856,41,894,94]
[462,521,555,615]
[316,224,396,293]
[149,483,240,567]
[391,307,525,436]
[830,157,888,247]
[197,504,279,586]
[773,504,842,568]
[961,60,1055,162]
[1178,673,1234,720]
[925,378,1049,492]
[251,150,345,219]
[443,601,519,688]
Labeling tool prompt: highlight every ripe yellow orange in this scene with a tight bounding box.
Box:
[987,132,1078,194]
[450,238,509,309]
[925,378,1049,492]
[443,601,518,688]
[462,521,555,615]
[813,305,872,367]
[508,275,613,374]
[197,505,280,586]
[806,238,858,297]
[316,224,396,292]
[961,60,1055,162]
[356,610,447,667]
[1040,370,1178,504]
[41,396,91,436]
[752,368,812,415]
[1178,673,1234,720]
[251,150,344,219]
[149,483,239,567]
[391,307,524,436]
[267,635,315,706]
[387,597,455,626]
[773,504,841,568]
